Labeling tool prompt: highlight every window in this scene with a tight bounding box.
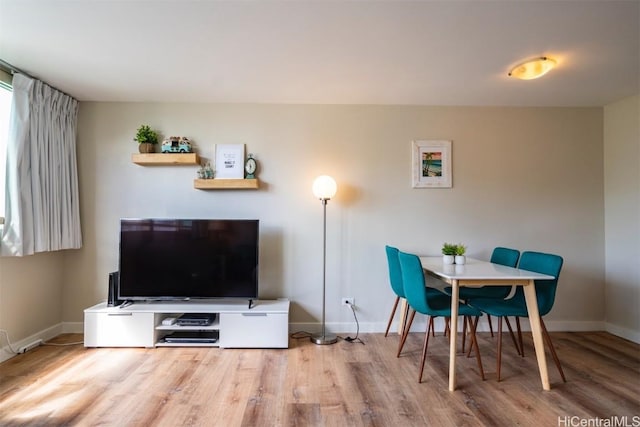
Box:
[0,72,11,225]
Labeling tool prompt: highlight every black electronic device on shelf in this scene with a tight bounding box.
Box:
[176,313,216,326]
[162,331,219,344]
[107,271,124,307]
[117,219,259,301]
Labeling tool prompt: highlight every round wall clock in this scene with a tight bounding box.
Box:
[245,154,257,179]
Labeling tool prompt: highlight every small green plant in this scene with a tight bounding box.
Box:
[455,244,467,256]
[134,124,158,144]
[441,242,457,256]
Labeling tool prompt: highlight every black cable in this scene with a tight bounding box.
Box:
[290,331,313,340]
[343,302,364,345]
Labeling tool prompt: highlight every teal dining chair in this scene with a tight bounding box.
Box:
[445,247,521,353]
[384,246,445,356]
[469,251,566,382]
[398,251,485,383]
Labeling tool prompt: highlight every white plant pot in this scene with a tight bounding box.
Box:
[455,255,466,265]
[443,255,455,265]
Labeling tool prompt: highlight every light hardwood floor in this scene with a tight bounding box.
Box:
[0,331,638,426]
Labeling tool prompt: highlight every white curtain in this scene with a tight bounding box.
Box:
[1,73,82,256]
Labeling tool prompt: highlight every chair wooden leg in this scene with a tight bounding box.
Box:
[504,316,522,356]
[466,316,480,358]
[444,317,450,337]
[428,315,436,337]
[496,316,503,381]
[397,309,416,358]
[467,316,485,380]
[461,315,468,353]
[540,318,567,382]
[487,313,494,337]
[384,296,400,337]
[402,300,411,334]
[516,316,524,357]
[418,316,433,383]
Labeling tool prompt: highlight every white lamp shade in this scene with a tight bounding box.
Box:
[312,175,337,200]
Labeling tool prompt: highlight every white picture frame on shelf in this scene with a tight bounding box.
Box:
[215,144,245,179]
[412,140,452,188]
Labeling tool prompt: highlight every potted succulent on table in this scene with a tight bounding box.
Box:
[454,243,467,265]
[442,242,457,265]
[134,124,159,153]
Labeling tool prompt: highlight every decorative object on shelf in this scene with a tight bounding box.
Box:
[442,242,457,265]
[245,153,257,179]
[215,144,245,179]
[454,243,467,265]
[197,162,214,179]
[162,136,192,153]
[311,175,338,346]
[412,140,452,188]
[134,124,159,153]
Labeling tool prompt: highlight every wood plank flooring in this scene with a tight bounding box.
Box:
[0,331,638,426]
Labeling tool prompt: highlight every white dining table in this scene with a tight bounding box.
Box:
[419,256,555,392]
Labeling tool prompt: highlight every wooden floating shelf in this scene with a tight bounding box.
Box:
[132,153,200,165]
[194,178,259,190]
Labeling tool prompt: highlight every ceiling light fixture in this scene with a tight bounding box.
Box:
[508,57,556,80]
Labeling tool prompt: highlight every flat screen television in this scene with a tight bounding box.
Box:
[118,218,259,301]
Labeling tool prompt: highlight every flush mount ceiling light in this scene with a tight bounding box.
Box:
[508,57,556,80]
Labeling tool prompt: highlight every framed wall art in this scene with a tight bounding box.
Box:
[412,140,452,188]
[215,144,245,179]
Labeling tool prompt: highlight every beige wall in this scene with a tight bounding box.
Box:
[604,95,640,342]
[57,103,605,334]
[0,251,65,359]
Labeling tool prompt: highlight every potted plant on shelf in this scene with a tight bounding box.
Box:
[455,243,467,265]
[134,124,159,153]
[442,242,457,265]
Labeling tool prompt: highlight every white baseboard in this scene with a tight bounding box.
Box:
[604,322,640,344]
[0,323,64,364]
[2,319,636,363]
[291,319,616,337]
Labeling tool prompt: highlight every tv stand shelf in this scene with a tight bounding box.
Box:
[84,299,289,349]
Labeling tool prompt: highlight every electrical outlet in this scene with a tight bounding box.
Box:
[342,297,355,307]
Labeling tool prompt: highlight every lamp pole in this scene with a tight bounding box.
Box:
[311,177,338,345]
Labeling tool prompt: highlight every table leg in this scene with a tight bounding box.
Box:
[523,280,551,390]
[449,279,459,391]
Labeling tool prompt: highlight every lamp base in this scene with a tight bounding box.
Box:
[311,333,338,345]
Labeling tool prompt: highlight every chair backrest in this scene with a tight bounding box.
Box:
[385,246,405,298]
[397,251,429,314]
[471,247,520,299]
[516,251,563,316]
[491,247,520,268]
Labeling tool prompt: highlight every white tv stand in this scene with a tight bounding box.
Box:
[84,299,289,349]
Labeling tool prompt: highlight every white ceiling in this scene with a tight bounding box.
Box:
[0,0,638,107]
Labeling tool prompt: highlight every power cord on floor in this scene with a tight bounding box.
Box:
[0,329,19,354]
[43,341,84,347]
[0,329,84,354]
[290,301,364,344]
[290,331,313,340]
[339,302,364,345]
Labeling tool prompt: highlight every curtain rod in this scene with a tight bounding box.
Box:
[0,58,76,101]
[0,59,34,79]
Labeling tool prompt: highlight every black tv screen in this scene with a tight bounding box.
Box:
[118,219,259,300]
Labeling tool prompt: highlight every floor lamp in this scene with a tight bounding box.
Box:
[311,175,338,345]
